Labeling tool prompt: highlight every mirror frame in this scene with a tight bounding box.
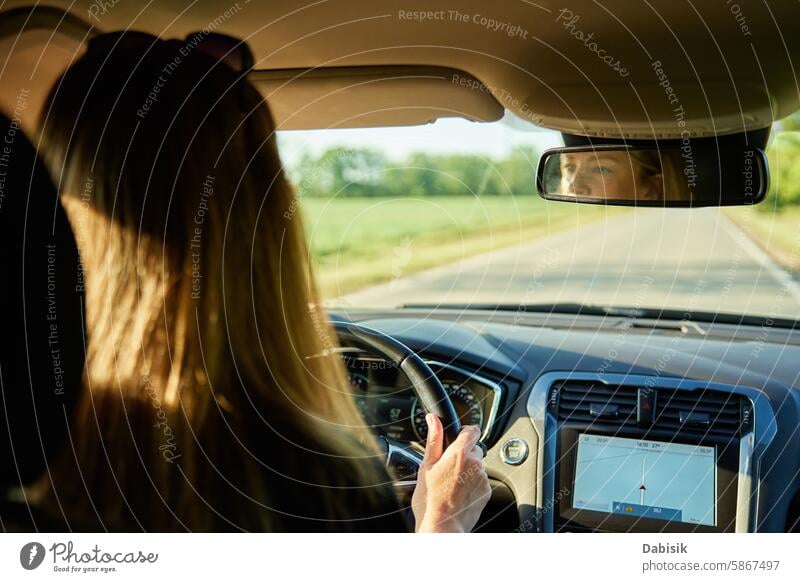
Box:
[535,144,769,208]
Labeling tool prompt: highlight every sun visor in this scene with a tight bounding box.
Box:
[250,66,504,130]
[523,82,774,139]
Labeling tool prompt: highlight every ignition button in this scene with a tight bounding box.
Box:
[500,438,529,465]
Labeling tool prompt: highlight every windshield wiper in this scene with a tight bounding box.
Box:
[400,302,800,330]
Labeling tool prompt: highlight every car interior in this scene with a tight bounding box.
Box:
[2,1,800,534]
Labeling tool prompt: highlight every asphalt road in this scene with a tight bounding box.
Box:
[338,209,800,319]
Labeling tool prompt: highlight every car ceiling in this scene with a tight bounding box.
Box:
[1,0,799,138]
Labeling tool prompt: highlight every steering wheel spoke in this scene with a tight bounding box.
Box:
[379,436,423,487]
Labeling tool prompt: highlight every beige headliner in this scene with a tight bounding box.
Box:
[1,0,799,138]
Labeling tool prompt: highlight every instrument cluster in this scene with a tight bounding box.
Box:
[344,354,502,444]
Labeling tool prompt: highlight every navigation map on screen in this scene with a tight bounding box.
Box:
[572,434,716,526]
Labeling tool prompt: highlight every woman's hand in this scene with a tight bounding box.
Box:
[411,413,492,533]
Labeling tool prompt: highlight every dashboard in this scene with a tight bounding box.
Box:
[333,307,800,533]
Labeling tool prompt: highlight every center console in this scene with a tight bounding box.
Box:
[527,372,776,533]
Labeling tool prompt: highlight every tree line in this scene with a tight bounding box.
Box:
[286,146,540,198]
[765,131,800,210]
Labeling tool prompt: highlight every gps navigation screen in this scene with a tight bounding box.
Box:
[572,434,717,526]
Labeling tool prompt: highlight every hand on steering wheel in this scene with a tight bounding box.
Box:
[412,414,492,533]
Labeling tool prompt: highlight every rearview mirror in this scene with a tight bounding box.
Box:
[536,145,768,207]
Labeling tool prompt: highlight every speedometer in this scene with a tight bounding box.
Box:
[412,381,484,441]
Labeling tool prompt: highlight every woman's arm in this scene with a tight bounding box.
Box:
[411,414,492,533]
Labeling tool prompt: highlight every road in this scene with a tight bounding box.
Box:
[337,208,800,319]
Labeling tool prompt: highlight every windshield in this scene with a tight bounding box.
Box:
[278,114,800,321]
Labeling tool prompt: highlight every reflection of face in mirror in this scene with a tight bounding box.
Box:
[558,150,664,201]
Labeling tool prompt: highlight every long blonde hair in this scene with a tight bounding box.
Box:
[37,36,388,531]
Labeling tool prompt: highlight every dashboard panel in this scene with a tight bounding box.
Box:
[332,308,800,533]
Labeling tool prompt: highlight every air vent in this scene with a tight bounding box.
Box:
[554,381,637,427]
[552,381,751,438]
[655,389,747,438]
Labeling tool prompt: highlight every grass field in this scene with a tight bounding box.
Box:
[300,195,618,297]
[726,206,800,271]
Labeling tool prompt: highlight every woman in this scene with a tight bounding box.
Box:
[558,149,664,201]
[36,31,490,532]
[557,149,691,202]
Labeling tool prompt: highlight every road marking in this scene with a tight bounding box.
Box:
[720,214,800,304]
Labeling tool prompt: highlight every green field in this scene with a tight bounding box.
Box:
[726,206,800,271]
[301,195,617,297]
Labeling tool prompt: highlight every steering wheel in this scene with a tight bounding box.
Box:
[333,320,462,482]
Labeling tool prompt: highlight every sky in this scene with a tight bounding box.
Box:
[276,110,564,169]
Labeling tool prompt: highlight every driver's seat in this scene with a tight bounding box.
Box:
[0,111,85,531]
